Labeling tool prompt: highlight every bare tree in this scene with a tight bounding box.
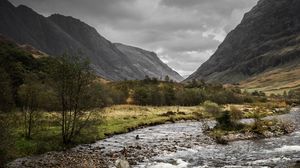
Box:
[50,54,99,144]
[18,75,45,139]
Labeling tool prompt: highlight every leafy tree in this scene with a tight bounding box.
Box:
[161,84,175,105]
[132,87,149,105]
[0,68,14,112]
[175,88,205,106]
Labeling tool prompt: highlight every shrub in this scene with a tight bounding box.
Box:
[210,130,228,145]
[229,106,243,121]
[0,115,13,166]
[216,110,244,131]
[203,101,221,118]
[216,111,232,128]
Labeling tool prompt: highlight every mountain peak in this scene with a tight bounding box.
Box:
[49,14,82,23]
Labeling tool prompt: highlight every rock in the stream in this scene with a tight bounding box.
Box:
[115,157,130,168]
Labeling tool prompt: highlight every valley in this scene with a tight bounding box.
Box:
[1,0,300,167]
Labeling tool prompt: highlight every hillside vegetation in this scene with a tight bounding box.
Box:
[240,62,300,95]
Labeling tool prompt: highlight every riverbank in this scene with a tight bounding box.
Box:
[7,107,300,168]
[208,107,298,144]
[3,105,206,164]
[4,103,291,165]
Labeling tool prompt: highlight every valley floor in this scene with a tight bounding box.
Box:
[3,103,290,165]
[7,107,300,168]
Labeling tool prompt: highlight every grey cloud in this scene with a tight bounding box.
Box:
[10,0,142,21]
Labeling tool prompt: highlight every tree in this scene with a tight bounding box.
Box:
[0,68,14,112]
[50,54,97,144]
[161,84,175,105]
[132,87,149,105]
[18,74,45,139]
[164,75,170,82]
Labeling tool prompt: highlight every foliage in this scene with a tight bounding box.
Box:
[203,101,221,117]
[49,54,98,144]
[0,114,13,166]
[215,110,244,131]
[0,68,14,112]
[18,74,52,139]
[229,106,243,121]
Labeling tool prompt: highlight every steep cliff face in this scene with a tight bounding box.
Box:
[114,43,183,81]
[187,0,300,83]
[0,0,182,81]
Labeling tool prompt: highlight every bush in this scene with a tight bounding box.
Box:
[215,110,244,131]
[210,130,228,145]
[0,115,13,166]
[216,111,232,128]
[229,106,243,121]
[203,101,221,117]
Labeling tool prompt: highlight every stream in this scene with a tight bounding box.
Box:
[8,107,300,168]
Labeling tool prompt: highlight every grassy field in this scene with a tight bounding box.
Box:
[5,105,207,161]
[97,105,209,138]
[3,103,289,163]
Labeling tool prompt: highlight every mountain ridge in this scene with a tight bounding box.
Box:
[114,43,183,81]
[187,0,300,84]
[0,0,183,81]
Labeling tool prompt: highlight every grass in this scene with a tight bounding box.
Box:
[3,103,290,163]
[240,63,300,95]
[208,102,293,144]
[4,105,207,162]
[98,105,209,137]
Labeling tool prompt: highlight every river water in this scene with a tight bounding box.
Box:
[8,108,300,168]
[134,108,300,168]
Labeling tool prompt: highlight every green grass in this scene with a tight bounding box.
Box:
[3,103,285,163]
[4,105,205,162]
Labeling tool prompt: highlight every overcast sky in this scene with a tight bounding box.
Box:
[10,0,258,77]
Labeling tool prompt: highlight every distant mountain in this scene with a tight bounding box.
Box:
[0,0,183,81]
[187,0,300,84]
[114,43,182,81]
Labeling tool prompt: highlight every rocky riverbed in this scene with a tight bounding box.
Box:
[7,107,300,168]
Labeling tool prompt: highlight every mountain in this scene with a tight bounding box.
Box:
[114,43,183,81]
[239,61,300,94]
[187,0,300,84]
[0,0,183,81]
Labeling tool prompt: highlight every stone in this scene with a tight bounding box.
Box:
[115,158,131,168]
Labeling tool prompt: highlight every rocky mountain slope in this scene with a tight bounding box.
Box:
[114,43,183,81]
[187,0,300,84]
[0,0,183,81]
